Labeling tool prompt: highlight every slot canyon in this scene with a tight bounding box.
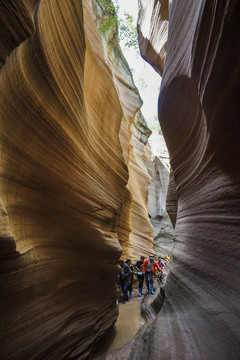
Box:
[0,0,239,359]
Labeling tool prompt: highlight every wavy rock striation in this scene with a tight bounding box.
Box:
[138,0,169,76]
[0,1,124,358]
[0,0,36,70]
[0,0,156,358]
[166,169,178,228]
[89,0,154,260]
[109,0,240,359]
[146,152,174,256]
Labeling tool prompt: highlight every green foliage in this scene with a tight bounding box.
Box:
[97,0,138,50]
[97,0,118,33]
[119,12,138,49]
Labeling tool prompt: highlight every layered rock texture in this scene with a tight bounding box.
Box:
[108,0,240,359]
[166,169,178,228]
[85,0,154,260]
[0,0,155,359]
[138,0,169,76]
[145,149,174,256]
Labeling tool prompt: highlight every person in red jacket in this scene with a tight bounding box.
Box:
[142,254,163,294]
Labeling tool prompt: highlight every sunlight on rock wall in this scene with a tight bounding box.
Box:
[127,111,153,259]
[90,0,154,260]
[0,0,158,358]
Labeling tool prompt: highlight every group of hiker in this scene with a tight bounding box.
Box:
[119,254,170,304]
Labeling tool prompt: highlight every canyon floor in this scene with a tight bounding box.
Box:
[95,272,168,359]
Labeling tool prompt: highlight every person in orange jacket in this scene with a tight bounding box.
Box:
[142,254,163,294]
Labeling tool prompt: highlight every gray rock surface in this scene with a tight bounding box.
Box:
[108,0,240,359]
[146,155,174,256]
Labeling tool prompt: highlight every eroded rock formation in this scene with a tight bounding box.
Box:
[88,0,154,259]
[146,150,174,256]
[138,0,169,76]
[0,0,154,359]
[166,169,178,228]
[109,0,240,359]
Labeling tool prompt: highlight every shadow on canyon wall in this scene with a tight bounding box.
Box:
[0,0,240,359]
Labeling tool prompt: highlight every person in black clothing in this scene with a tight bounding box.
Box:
[134,256,145,297]
[122,259,132,304]
[118,260,124,298]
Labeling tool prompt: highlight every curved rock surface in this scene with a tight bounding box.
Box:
[0,0,36,69]
[138,0,169,76]
[90,0,154,260]
[108,0,240,359]
[0,1,124,358]
[166,169,178,228]
[146,151,174,256]
[0,0,157,358]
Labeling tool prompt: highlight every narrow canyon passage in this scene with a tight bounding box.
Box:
[0,0,240,360]
[96,273,167,360]
[106,299,145,354]
[95,290,145,358]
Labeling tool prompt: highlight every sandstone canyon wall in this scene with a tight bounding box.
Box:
[0,0,155,359]
[145,149,174,257]
[166,169,178,228]
[138,0,176,244]
[85,0,154,260]
[108,0,240,359]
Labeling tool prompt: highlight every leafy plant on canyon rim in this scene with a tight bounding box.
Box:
[97,0,138,50]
